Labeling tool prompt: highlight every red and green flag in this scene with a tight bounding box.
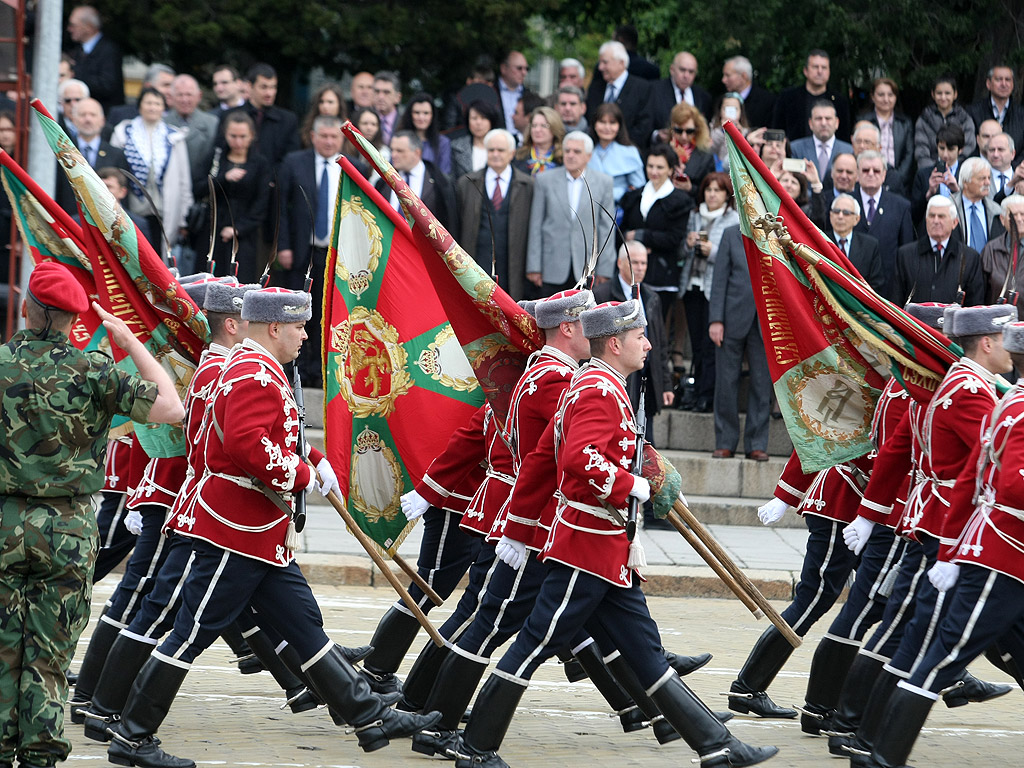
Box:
[724,122,961,472]
[323,157,486,555]
[33,99,209,457]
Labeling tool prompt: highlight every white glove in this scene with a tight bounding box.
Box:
[124,508,143,535]
[928,561,961,593]
[494,535,527,570]
[758,498,788,526]
[401,489,430,521]
[315,457,340,499]
[842,516,875,555]
[304,472,317,496]
[629,475,651,503]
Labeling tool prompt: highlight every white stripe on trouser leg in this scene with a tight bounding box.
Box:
[144,550,196,638]
[848,536,904,640]
[300,640,334,672]
[789,520,842,632]
[514,569,579,679]
[472,555,531,656]
[120,532,169,621]
[906,589,947,676]
[104,495,128,548]
[448,555,503,642]
[865,553,927,655]
[170,549,231,661]
[923,570,998,691]
[418,511,454,610]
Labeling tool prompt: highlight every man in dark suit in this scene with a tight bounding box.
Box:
[789,101,854,193]
[65,5,124,113]
[952,156,1006,249]
[721,55,775,129]
[455,129,533,300]
[276,115,343,387]
[585,40,651,149]
[55,97,130,216]
[967,65,1024,163]
[985,132,1017,203]
[226,63,299,170]
[854,151,916,291]
[852,121,906,196]
[376,131,456,234]
[709,225,772,460]
[827,193,884,294]
[771,49,850,142]
[494,51,538,138]
[594,241,674,414]
[891,196,985,306]
[648,51,713,144]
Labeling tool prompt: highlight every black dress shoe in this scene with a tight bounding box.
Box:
[665,651,713,677]
[942,671,1013,707]
[726,689,797,718]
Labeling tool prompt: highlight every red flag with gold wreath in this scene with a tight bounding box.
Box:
[323,157,485,555]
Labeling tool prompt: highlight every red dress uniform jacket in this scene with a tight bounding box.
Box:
[539,358,639,588]
[102,436,134,493]
[414,405,488,518]
[127,455,188,511]
[173,339,313,567]
[943,382,1024,583]
[490,345,577,549]
[899,358,998,543]
[462,406,516,537]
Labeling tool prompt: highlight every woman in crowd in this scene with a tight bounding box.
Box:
[207,112,271,282]
[777,169,814,216]
[678,172,739,412]
[587,102,644,213]
[513,106,565,175]
[450,100,500,180]
[914,75,976,162]
[344,106,389,181]
[862,77,915,189]
[709,92,750,173]
[619,143,693,317]
[667,102,715,194]
[300,82,347,148]
[111,87,192,256]
[397,92,451,175]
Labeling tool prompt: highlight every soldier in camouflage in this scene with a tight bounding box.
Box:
[0,262,185,768]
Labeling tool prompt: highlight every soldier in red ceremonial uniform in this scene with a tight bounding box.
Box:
[829,304,1014,763]
[92,436,139,581]
[453,300,778,768]
[863,320,1024,767]
[105,287,441,768]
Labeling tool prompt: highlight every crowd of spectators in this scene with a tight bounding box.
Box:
[21,9,1024,452]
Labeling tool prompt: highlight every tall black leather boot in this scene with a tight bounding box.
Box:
[70,617,123,721]
[824,653,885,757]
[727,625,797,718]
[302,645,441,752]
[220,622,262,674]
[846,667,903,763]
[81,633,155,741]
[606,654,683,744]
[651,674,778,767]
[799,636,861,735]
[361,606,422,694]
[411,651,488,757]
[864,685,934,767]
[400,640,451,712]
[573,644,646,733]
[106,656,195,768]
[242,629,318,713]
[454,674,527,768]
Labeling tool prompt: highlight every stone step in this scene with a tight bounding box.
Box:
[654,409,794,456]
[660,450,787,499]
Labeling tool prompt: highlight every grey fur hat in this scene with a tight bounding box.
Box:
[179,272,215,285]
[951,304,1015,338]
[205,282,259,315]
[904,302,949,331]
[941,304,961,336]
[517,299,539,318]
[535,289,595,329]
[241,287,313,323]
[1004,322,1024,353]
[580,299,647,339]
[181,275,220,307]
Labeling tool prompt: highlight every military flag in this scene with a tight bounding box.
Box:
[341,123,543,424]
[33,99,209,457]
[724,122,961,472]
[323,156,486,555]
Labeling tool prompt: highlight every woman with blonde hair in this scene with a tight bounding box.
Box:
[667,101,714,193]
[513,106,565,175]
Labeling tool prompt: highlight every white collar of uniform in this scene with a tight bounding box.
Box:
[241,337,277,359]
[587,356,627,386]
[539,344,579,369]
[208,341,232,356]
[957,355,999,388]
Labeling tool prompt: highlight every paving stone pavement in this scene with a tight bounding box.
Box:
[67,580,1022,768]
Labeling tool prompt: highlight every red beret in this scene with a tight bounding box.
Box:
[28,262,90,313]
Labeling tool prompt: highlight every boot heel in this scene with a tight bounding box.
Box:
[355,723,389,753]
[107,756,133,767]
[652,715,681,744]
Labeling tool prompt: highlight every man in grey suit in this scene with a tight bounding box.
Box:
[789,100,854,193]
[525,131,615,297]
[708,224,772,461]
[165,74,219,196]
[455,129,534,300]
[952,156,1006,250]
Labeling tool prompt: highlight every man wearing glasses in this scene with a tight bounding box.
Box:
[495,51,536,136]
[828,193,884,293]
[854,150,915,292]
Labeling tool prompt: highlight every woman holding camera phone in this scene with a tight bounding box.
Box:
[709,92,750,173]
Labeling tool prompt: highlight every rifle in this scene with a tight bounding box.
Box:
[292,364,307,533]
[626,374,647,542]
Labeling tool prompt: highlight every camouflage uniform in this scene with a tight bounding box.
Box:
[0,328,157,767]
